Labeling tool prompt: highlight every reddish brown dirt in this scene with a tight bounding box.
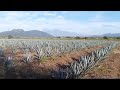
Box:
[4,45,103,69]
[38,46,103,70]
[0,45,104,79]
[82,45,120,79]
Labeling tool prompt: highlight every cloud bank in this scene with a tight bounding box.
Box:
[0,11,119,35]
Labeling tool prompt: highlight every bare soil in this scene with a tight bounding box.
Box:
[82,45,120,79]
[38,46,103,70]
[0,45,103,79]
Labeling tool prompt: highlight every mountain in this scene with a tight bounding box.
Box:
[102,33,120,37]
[0,29,53,38]
[91,35,103,37]
[91,33,120,37]
[44,29,84,37]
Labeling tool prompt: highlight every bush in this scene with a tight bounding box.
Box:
[8,35,13,39]
[65,36,72,38]
[75,36,81,39]
[103,36,108,39]
[84,37,88,39]
[57,37,61,38]
[116,37,120,39]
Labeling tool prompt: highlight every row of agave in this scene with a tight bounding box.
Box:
[0,48,14,69]
[0,39,115,62]
[52,42,118,79]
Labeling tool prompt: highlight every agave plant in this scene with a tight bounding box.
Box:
[53,42,118,79]
[0,48,5,57]
[4,56,14,70]
[0,39,118,64]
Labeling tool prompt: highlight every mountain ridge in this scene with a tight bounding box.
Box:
[1,29,120,38]
[0,29,53,38]
[91,33,120,37]
[44,29,84,37]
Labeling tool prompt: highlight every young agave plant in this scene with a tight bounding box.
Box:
[23,52,32,63]
[51,67,68,79]
[34,49,44,61]
[0,48,5,57]
[4,56,14,69]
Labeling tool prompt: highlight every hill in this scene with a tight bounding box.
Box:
[0,29,53,38]
[44,29,83,37]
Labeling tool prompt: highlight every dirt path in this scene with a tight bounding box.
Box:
[82,45,120,79]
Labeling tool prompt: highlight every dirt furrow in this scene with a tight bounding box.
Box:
[82,45,120,79]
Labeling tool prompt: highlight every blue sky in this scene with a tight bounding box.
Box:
[0,11,120,35]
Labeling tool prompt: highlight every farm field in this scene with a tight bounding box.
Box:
[82,45,120,79]
[0,39,119,79]
[1,11,120,79]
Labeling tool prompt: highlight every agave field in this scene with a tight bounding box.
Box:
[52,42,118,79]
[0,39,119,79]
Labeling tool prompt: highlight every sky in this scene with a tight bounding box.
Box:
[0,11,120,35]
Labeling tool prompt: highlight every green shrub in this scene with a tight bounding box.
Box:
[116,37,120,39]
[8,35,13,39]
[103,36,108,39]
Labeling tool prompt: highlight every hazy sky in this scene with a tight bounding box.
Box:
[0,11,120,35]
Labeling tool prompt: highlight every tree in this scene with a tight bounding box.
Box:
[57,37,61,38]
[75,36,81,39]
[65,36,72,38]
[84,37,88,39]
[116,37,120,39]
[103,36,108,39]
[8,35,13,39]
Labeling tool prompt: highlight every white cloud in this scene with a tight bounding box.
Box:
[56,15,64,19]
[43,11,57,16]
[90,11,105,22]
[0,11,120,35]
[61,11,68,14]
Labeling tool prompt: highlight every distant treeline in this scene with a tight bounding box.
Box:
[56,36,120,40]
[1,35,120,40]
